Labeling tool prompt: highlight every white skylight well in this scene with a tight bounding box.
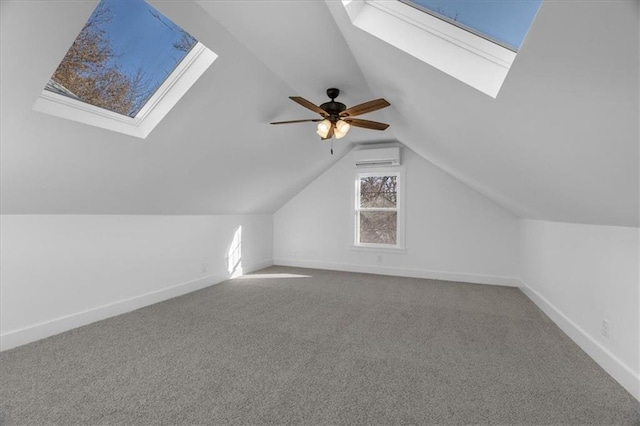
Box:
[399,0,542,52]
[341,0,542,97]
[33,0,217,138]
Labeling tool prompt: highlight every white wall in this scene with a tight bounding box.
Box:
[0,214,273,350]
[274,146,521,286]
[520,219,639,400]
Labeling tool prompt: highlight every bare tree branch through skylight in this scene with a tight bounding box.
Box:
[47,0,198,117]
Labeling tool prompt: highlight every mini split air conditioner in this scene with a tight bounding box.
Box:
[353,146,401,168]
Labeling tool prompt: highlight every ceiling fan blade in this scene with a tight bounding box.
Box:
[270,119,322,125]
[341,98,390,117]
[343,118,390,131]
[289,96,328,116]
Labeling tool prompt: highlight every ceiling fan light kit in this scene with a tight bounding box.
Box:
[271,88,390,153]
[316,119,332,138]
[335,120,350,135]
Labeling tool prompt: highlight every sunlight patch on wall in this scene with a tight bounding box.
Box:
[227,226,243,278]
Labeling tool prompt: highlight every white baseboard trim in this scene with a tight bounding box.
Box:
[519,279,640,403]
[0,259,274,352]
[274,258,520,287]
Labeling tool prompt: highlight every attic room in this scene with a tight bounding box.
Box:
[0,0,638,423]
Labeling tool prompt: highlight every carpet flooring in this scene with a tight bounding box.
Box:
[1,266,639,425]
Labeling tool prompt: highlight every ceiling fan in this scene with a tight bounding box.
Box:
[270,88,390,149]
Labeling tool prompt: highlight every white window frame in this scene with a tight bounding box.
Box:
[353,169,405,251]
[339,0,517,98]
[33,42,217,139]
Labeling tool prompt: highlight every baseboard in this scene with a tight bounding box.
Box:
[519,279,640,403]
[0,259,274,352]
[274,258,520,287]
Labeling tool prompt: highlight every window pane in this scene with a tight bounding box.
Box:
[401,0,542,51]
[360,176,397,208]
[45,0,198,117]
[359,211,397,245]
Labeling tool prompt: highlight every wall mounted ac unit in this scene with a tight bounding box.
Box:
[353,146,401,167]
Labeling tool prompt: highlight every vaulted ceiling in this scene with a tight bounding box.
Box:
[1,0,638,226]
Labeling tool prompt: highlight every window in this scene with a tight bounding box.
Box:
[33,0,217,138]
[355,172,404,248]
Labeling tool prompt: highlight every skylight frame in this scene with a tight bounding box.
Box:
[33,8,217,139]
[340,0,518,97]
[397,0,518,52]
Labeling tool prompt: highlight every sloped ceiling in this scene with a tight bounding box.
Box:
[325,0,639,227]
[0,0,388,214]
[1,0,638,227]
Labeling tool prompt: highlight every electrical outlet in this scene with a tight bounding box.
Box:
[376,255,383,264]
[601,319,610,340]
[202,262,209,273]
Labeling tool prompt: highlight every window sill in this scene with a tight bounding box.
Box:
[350,245,407,254]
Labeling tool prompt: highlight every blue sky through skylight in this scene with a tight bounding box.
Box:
[46,0,197,117]
[401,0,542,50]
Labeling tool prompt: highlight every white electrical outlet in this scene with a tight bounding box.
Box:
[202,262,209,273]
[376,255,383,264]
[601,319,610,340]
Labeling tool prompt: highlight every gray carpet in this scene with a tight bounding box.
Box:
[1,266,639,425]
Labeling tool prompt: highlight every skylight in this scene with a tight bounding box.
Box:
[340,0,542,97]
[34,0,217,138]
[399,0,542,51]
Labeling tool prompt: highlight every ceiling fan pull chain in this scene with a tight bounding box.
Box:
[331,139,334,155]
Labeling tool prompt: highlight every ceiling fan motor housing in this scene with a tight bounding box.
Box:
[320,102,346,121]
[321,88,346,122]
